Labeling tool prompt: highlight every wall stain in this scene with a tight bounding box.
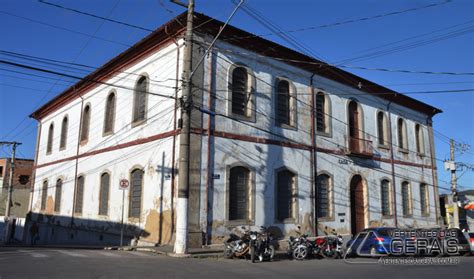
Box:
[142,209,173,244]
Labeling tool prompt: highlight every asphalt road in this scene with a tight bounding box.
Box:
[0,248,473,279]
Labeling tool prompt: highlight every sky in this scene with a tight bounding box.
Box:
[0,0,473,192]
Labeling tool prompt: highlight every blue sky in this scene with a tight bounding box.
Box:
[0,0,473,192]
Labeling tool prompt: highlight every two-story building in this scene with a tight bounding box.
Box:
[27,12,442,247]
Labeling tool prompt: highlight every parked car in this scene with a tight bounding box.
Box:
[419,228,471,256]
[345,227,396,257]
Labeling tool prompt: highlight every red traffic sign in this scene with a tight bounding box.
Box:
[119,179,129,189]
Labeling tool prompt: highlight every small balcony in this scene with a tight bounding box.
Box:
[346,137,374,158]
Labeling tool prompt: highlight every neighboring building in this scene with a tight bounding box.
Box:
[0,158,34,216]
[28,13,442,247]
[441,190,474,231]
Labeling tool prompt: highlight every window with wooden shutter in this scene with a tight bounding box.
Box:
[276,169,295,221]
[129,169,143,218]
[415,124,424,154]
[54,179,62,212]
[103,92,116,135]
[398,118,407,150]
[74,176,85,214]
[420,183,429,215]
[377,112,386,146]
[133,77,147,123]
[41,180,48,211]
[276,80,290,126]
[317,174,330,218]
[316,93,326,133]
[80,105,91,142]
[60,116,68,150]
[46,123,54,154]
[229,166,250,221]
[231,67,248,116]
[381,179,391,216]
[99,172,110,216]
[401,181,411,216]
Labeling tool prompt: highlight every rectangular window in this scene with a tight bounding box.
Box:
[402,182,411,216]
[129,169,143,218]
[54,180,62,212]
[0,166,3,177]
[229,166,250,221]
[40,180,48,211]
[420,184,429,215]
[381,180,391,216]
[317,174,330,218]
[99,173,110,216]
[74,176,84,214]
[276,170,295,221]
[316,93,325,132]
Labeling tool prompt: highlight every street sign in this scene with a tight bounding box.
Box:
[119,179,129,190]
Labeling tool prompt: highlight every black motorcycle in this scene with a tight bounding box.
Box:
[250,226,275,263]
[224,227,258,259]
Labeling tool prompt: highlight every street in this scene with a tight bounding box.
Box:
[0,248,472,279]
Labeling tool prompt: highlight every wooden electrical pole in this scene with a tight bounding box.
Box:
[1,141,22,242]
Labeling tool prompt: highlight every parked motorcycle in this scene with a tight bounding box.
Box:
[319,230,344,259]
[224,228,252,259]
[250,226,275,263]
[287,227,312,260]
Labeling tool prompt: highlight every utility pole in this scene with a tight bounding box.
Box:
[0,141,22,242]
[450,139,459,229]
[172,0,194,255]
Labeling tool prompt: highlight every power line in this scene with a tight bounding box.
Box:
[228,0,452,40]
[38,0,154,32]
[0,10,131,47]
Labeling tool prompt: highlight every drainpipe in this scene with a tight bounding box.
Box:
[310,73,318,236]
[71,93,84,227]
[165,26,180,240]
[204,46,214,245]
[28,121,42,214]
[386,101,398,228]
[427,116,440,226]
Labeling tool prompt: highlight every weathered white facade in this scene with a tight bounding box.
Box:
[28,13,441,247]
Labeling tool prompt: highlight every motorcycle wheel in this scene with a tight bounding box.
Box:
[223,247,234,259]
[292,245,308,261]
[260,245,275,262]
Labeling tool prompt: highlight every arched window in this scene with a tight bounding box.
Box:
[60,116,68,150]
[316,92,330,134]
[229,166,250,221]
[397,118,408,150]
[415,124,424,154]
[276,79,291,126]
[276,169,296,221]
[74,176,85,214]
[317,174,331,218]
[54,179,62,212]
[401,181,411,216]
[348,100,365,154]
[40,180,48,211]
[99,172,110,216]
[420,183,429,215]
[129,169,144,218]
[80,105,91,142]
[46,123,54,154]
[231,67,249,117]
[103,92,116,135]
[377,111,388,146]
[380,179,391,216]
[133,76,148,124]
